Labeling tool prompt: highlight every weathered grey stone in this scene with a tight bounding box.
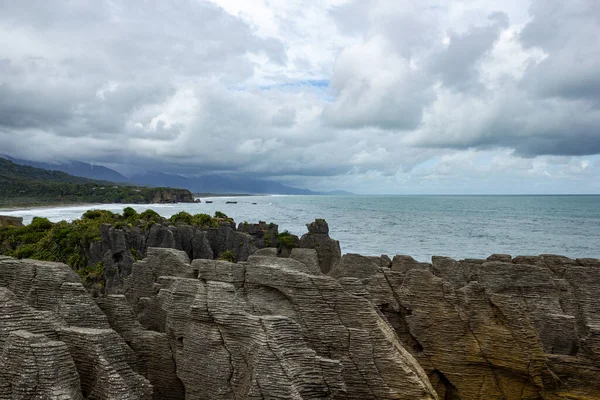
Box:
[205,225,256,262]
[97,295,184,400]
[298,219,341,274]
[237,221,279,249]
[58,327,153,399]
[191,229,213,260]
[305,219,329,234]
[330,253,385,279]
[147,224,176,249]
[0,257,153,399]
[486,253,512,262]
[289,248,321,274]
[124,248,194,331]
[0,330,83,400]
[253,247,278,257]
[3,234,600,400]
[336,254,600,400]
[156,256,438,399]
[391,255,431,274]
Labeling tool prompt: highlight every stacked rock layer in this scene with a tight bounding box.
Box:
[0,220,598,399]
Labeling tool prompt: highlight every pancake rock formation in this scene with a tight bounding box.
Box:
[0,218,599,399]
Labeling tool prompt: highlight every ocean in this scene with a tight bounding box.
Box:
[3,195,599,262]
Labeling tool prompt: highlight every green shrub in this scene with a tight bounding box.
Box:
[82,209,117,222]
[139,209,162,226]
[218,250,236,263]
[277,231,298,248]
[130,248,141,261]
[77,262,105,288]
[122,207,138,219]
[169,211,193,225]
[29,217,54,231]
[192,213,218,228]
[140,209,160,220]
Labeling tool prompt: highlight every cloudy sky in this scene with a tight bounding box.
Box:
[1,0,599,194]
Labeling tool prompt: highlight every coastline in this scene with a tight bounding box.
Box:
[0,202,103,213]
[0,193,272,212]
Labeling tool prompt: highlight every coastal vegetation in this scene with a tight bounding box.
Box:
[218,250,237,263]
[277,230,299,249]
[0,157,194,207]
[0,208,232,286]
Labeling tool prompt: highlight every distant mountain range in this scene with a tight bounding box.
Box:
[1,155,129,183]
[0,158,193,207]
[1,155,353,195]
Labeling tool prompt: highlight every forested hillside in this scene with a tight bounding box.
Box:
[0,158,193,206]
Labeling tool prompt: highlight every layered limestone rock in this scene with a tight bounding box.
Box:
[237,221,278,248]
[145,251,438,399]
[330,253,600,400]
[0,330,82,399]
[298,219,341,274]
[91,222,255,294]
[1,223,599,400]
[0,258,152,399]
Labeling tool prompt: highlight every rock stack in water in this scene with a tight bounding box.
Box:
[0,219,599,399]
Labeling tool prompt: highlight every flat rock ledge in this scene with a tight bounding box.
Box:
[1,249,599,399]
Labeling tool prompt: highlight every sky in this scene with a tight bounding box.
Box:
[0,0,599,194]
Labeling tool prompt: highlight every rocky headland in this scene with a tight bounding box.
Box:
[0,214,599,399]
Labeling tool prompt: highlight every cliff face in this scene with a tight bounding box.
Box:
[91,222,257,294]
[149,188,194,204]
[0,216,23,227]
[332,253,600,399]
[0,220,599,399]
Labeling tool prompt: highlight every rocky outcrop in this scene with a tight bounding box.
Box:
[0,258,152,399]
[135,250,438,399]
[150,188,194,204]
[1,221,599,400]
[91,222,255,294]
[237,221,278,248]
[298,219,341,274]
[0,216,23,227]
[331,253,600,400]
[0,330,83,399]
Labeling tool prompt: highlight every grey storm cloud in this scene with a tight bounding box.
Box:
[432,12,509,92]
[0,0,599,193]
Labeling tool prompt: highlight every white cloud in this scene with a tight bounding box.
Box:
[0,0,599,193]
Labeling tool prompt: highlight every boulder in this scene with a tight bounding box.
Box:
[298,219,341,274]
[289,248,321,273]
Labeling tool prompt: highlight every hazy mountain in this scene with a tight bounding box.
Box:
[2,155,353,195]
[1,155,129,183]
[0,158,193,207]
[129,171,318,195]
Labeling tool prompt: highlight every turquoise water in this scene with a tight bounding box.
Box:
[4,195,600,262]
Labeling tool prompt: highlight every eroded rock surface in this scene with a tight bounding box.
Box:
[298,219,341,274]
[0,258,152,399]
[331,253,600,400]
[1,233,599,400]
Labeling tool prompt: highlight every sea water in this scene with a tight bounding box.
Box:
[3,195,599,262]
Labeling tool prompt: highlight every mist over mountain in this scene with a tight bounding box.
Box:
[1,155,352,195]
[2,155,128,183]
[129,171,317,195]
